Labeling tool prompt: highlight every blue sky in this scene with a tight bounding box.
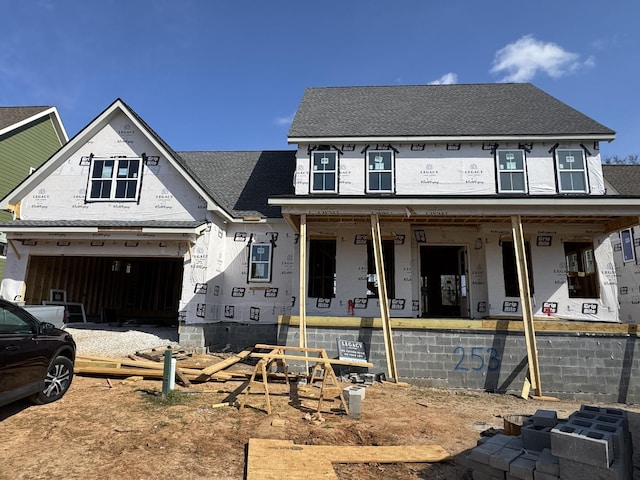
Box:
[1,1,638,160]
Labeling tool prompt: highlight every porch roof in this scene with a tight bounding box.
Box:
[0,219,209,235]
[269,195,640,234]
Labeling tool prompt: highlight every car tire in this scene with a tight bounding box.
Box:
[32,356,74,404]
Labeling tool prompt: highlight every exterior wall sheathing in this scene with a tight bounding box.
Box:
[276,324,640,404]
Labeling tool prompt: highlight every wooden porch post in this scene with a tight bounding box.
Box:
[298,214,307,351]
[371,214,399,381]
[511,214,543,398]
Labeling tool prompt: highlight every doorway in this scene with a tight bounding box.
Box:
[420,246,468,317]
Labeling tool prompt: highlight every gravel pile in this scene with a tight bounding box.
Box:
[66,323,180,357]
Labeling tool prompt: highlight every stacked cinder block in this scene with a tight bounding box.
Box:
[466,406,633,480]
[551,406,632,480]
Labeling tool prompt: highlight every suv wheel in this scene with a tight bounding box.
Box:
[32,356,74,404]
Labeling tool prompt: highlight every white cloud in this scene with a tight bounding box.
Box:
[491,35,591,82]
[274,113,295,126]
[429,73,458,85]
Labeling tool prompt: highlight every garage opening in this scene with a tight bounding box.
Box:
[24,256,184,325]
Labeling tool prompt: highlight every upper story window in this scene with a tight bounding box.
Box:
[88,157,142,201]
[367,151,394,193]
[310,151,338,193]
[556,149,588,193]
[248,243,272,282]
[496,149,527,193]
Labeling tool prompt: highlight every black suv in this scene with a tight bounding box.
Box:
[0,299,76,407]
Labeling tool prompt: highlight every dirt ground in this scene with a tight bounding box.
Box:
[1,356,639,480]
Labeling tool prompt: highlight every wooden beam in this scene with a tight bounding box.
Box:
[511,215,542,397]
[299,214,308,352]
[604,216,640,234]
[371,214,398,381]
[249,352,374,368]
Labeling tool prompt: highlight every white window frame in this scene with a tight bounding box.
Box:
[248,243,272,282]
[366,150,394,193]
[310,151,338,193]
[87,157,142,201]
[496,149,527,193]
[556,149,588,193]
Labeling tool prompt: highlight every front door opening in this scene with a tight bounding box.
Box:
[420,246,468,318]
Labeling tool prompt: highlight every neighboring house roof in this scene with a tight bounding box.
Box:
[0,106,68,142]
[178,151,296,218]
[288,83,615,141]
[602,165,640,195]
[0,106,51,131]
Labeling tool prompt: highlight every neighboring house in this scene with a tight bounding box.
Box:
[603,164,640,323]
[0,107,68,280]
[1,84,639,402]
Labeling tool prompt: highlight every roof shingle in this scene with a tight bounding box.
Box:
[288,83,615,139]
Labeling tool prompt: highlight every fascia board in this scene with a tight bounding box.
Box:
[270,197,640,216]
[288,134,615,144]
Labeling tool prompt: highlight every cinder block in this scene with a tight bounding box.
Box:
[533,471,559,480]
[535,448,559,476]
[486,434,518,448]
[550,424,613,468]
[466,455,508,478]
[342,386,364,418]
[531,410,558,428]
[558,457,627,480]
[522,424,552,451]
[469,442,508,465]
[506,436,525,450]
[489,446,523,471]
[472,469,505,480]
[509,452,538,480]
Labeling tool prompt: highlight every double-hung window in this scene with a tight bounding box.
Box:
[556,149,588,193]
[367,151,394,193]
[497,149,526,193]
[88,157,142,201]
[248,243,272,282]
[311,151,338,193]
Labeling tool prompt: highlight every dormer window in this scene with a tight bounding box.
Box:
[556,149,588,193]
[87,157,142,201]
[496,149,527,193]
[366,150,394,193]
[310,151,338,193]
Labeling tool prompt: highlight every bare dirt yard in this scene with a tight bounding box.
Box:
[1,353,639,480]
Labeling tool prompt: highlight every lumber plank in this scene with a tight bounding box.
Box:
[246,438,450,480]
[74,365,199,381]
[196,348,253,379]
[249,352,373,368]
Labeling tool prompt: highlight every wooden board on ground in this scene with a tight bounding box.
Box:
[246,438,450,480]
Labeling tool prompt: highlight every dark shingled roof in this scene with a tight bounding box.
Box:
[603,165,640,195]
[288,83,615,139]
[177,151,296,218]
[0,106,52,131]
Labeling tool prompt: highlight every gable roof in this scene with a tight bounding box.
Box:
[602,165,640,195]
[178,151,296,218]
[288,83,615,142]
[0,106,68,143]
[0,106,51,131]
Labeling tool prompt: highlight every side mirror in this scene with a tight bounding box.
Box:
[39,322,55,335]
